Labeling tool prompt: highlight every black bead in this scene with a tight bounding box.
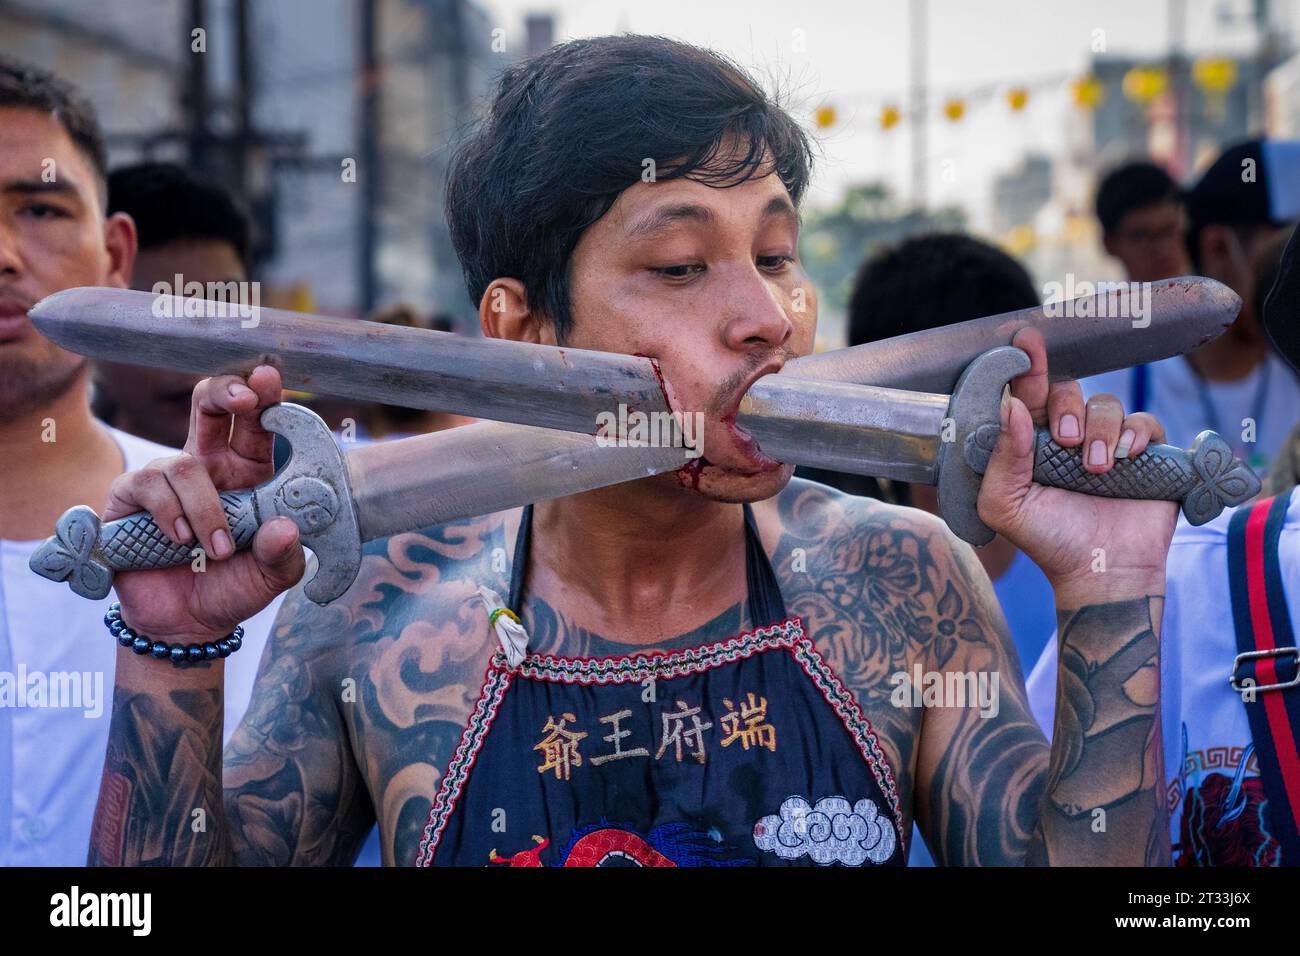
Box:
[108,619,126,637]
[216,639,232,657]
[131,637,151,655]
[117,633,134,648]
[203,643,220,660]
[170,646,188,665]
[228,635,243,652]
[186,646,204,664]
[150,642,170,659]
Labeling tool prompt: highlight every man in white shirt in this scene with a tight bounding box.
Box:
[1081,140,1300,480]
[0,58,274,865]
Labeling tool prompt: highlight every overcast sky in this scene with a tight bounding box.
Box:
[480,0,1298,222]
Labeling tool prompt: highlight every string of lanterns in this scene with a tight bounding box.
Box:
[812,55,1243,130]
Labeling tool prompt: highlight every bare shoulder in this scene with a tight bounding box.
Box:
[247,509,516,862]
[768,476,1008,672]
[755,477,1006,807]
[764,475,953,551]
[268,508,515,673]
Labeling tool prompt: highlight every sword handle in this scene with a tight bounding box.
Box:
[965,426,1262,526]
[28,403,364,606]
[28,493,263,600]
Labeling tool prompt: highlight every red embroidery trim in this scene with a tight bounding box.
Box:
[413,662,514,866]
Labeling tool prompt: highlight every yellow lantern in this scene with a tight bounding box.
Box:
[1122,65,1168,105]
[1006,87,1030,112]
[1071,75,1105,109]
[814,104,837,129]
[879,104,901,130]
[942,98,966,122]
[1005,224,1036,256]
[1192,57,1238,96]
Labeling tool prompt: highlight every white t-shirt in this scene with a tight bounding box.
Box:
[1026,492,1300,865]
[0,425,280,866]
[1080,353,1300,482]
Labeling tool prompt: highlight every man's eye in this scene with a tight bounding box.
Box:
[652,264,704,279]
[21,203,69,220]
[758,255,795,271]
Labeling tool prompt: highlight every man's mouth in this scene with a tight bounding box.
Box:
[676,360,787,481]
[0,298,33,344]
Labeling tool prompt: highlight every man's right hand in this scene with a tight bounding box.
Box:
[105,364,306,642]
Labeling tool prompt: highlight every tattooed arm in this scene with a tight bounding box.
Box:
[88,587,373,866]
[1031,597,1167,865]
[910,522,1167,866]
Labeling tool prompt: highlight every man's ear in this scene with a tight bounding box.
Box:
[102,211,137,289]
[1197,224,1237,283]
[479,277,557,345]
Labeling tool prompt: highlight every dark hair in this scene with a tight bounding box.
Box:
[847,233,1039,346]
[445,35,814,340]
[1095,160,1180,235]
[108,162,251,268]
[0,58,107,198]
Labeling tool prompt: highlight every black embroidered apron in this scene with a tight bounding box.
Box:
[414,504,906,867]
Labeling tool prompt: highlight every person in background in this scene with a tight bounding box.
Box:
[1095,160,1192,284]
[1259,228,1300,497]
[844,234,1058,690]
[91,162,252,449]
[0,60,275,865]
[1080,140,1300,479]
[822,233,1060,866]
[361,305,475,440]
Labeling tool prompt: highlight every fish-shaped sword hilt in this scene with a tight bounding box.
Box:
[29,404,363,606]
[940,347,1262,546]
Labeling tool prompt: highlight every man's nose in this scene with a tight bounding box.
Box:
[0,222,21,276]
[721,268,794,352]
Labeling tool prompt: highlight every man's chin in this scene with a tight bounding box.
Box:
[672,459,794,503]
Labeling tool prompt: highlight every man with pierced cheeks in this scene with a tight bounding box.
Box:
[90,36,1173,868]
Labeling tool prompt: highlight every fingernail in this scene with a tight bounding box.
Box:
[1115,429,1136,459]
[212,529,233,558]
[228,383,252,399]
[174,517,193,542]
[1089,439,1107,466]
[1059,414,1080,439]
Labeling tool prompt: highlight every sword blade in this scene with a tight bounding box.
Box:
[29,278,1239,440]
[27,287,672,435]
[346,422,690,541]
[785,276,1240,392]
[737,377,948,483]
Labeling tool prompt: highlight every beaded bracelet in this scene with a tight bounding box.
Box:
[104,602,244,668]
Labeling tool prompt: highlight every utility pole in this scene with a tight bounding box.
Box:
[359,0,380,315]
[183,0,211,179]
[910,0,928,212]
[1167,0,1189,178]
[233,0,253,200]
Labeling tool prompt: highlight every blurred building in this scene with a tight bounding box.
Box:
[1268,48,1300,136]
[990,154,1052,238]
[0,0,527,322]
[1088,54,1263,180]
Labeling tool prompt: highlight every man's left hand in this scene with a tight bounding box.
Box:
[976,327,1179,607]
